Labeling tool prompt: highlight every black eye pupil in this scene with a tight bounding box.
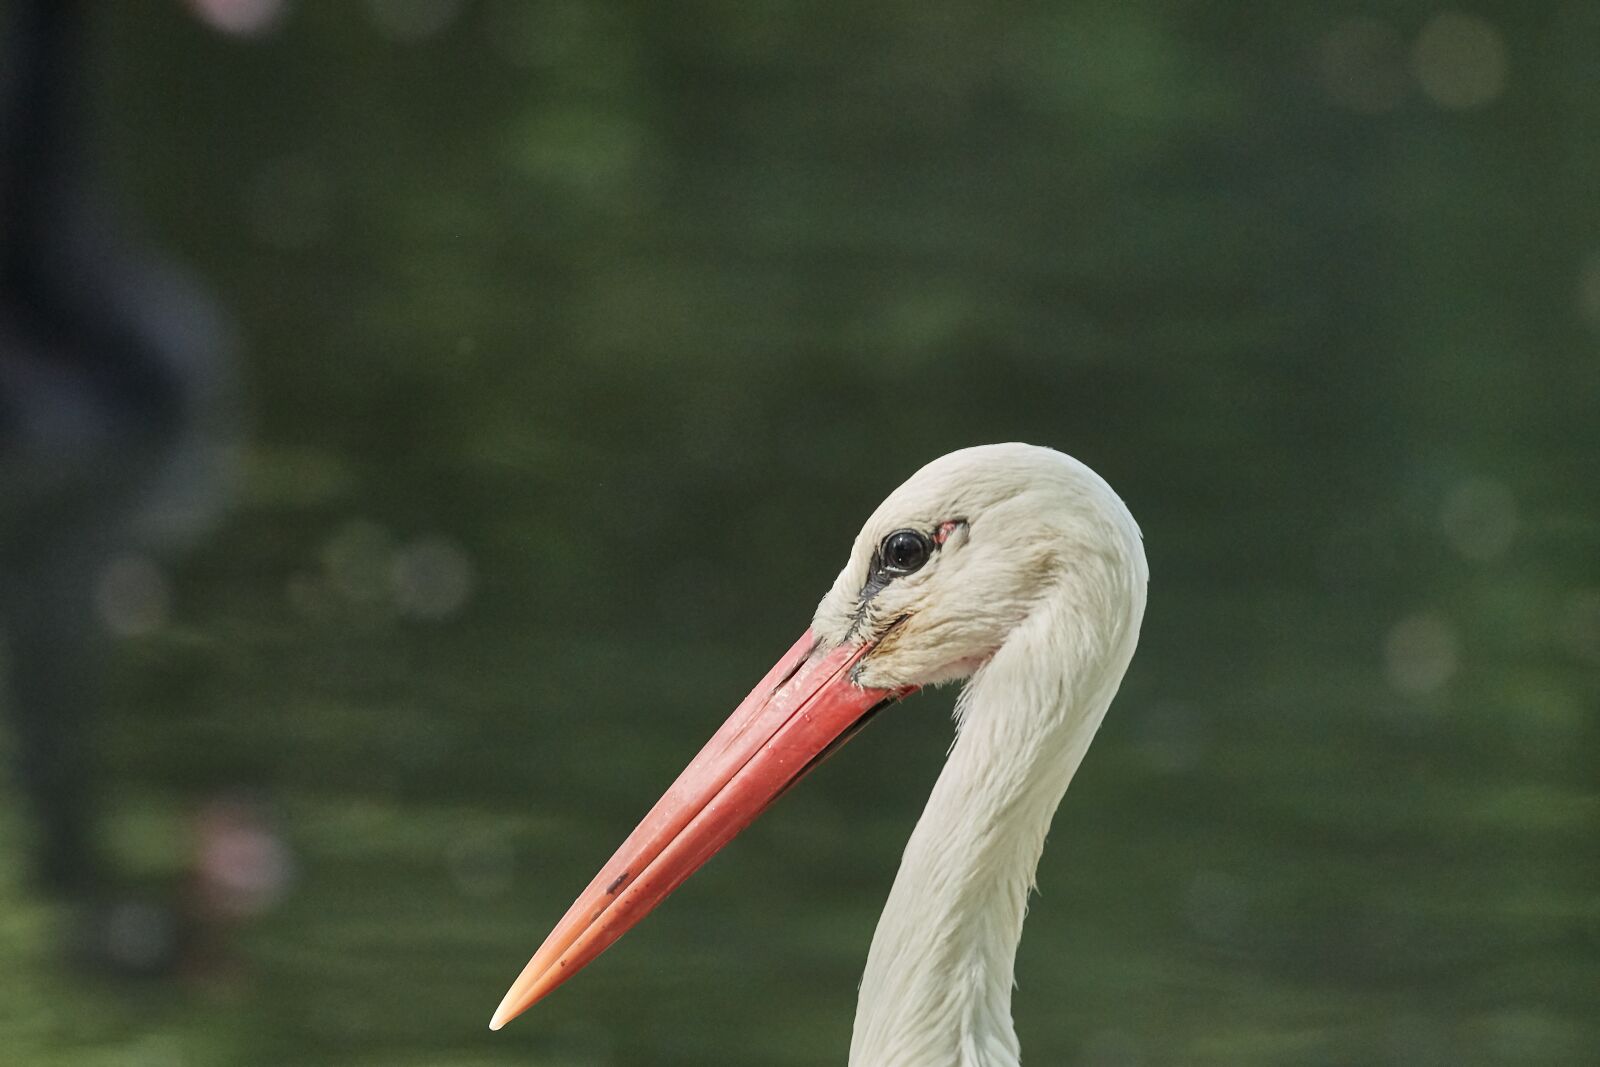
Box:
[882,530,930,574]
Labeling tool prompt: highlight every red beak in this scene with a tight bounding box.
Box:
[489,630,913,1031]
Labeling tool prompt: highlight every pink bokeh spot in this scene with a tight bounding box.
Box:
[185,0,287,37]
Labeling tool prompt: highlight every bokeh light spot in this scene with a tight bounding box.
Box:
[390,535,476,620]
[185,0,286,37]
[1384,612,1460,695]
[195,796,295,919]
[1413,12,1507,110]
[95,555,172,639]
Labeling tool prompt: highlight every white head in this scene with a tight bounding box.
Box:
[812,442,1147,691]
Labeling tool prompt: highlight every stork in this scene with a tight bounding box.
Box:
[490,443,1148,1066]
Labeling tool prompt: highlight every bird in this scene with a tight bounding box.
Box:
[489,442,1148,1067]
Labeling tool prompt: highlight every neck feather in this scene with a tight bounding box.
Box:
[848,538,1146,1067]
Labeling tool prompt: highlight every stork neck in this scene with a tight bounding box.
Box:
[848,557,1144,1067]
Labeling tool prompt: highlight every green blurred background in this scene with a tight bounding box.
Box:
[2,1,1597,1064]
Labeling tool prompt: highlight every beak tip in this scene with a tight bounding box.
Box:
[492,951,560,1032]
[489,992,522,1032]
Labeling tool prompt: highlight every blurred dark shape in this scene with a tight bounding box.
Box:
[0,0,236,950]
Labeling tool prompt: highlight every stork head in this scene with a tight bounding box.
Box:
[812,442,1130,690]
[489,443,1140,1031]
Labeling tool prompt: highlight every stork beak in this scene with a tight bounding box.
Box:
[489,630,912,1031]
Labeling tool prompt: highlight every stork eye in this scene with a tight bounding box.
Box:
[880,529,932,575]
